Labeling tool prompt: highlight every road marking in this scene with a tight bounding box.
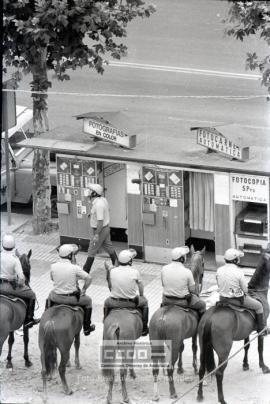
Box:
[168,116,270,130]
[110,61,261,80]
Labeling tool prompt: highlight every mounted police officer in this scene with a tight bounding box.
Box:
[47,244,95,336]
[0,234,39,328]
[83,184,118,274]
[217,248,266,335]
[103,249,149,336]
[161,246,206,318]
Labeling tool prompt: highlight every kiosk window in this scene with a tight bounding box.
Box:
[240,221,264,235]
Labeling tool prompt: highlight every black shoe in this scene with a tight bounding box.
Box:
[142,326,149,337]
[84,324,96,336]
[24,318,40,329]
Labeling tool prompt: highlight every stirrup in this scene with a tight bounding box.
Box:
[24,318,40,329]
[84,324,95,336]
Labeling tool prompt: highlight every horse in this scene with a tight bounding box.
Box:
[176,245,205,375]
[102,308,143,404]
[190,245,205,295]
[39,305,84,399]
[0,249,33,369]
[149,245,206,400]
[197,251,270,404]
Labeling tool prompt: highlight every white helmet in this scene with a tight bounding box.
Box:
[2,234,15,249]
[171,246,190,261]
[59,244,74,258]
[88,183,103,196]
[224,248,244,261]
[118,249,137,264]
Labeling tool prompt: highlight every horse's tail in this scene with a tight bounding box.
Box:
[43,320,57,376]
[102,323,120,381]
[200,315,215,373]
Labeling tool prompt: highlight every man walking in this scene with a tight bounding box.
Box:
[83,183,118,273]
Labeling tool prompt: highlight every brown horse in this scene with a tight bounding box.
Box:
[102,308,143,404]
[197,252,270,404]
[38,305,84,399]
[0,249,33,369]
[149,246,205,400]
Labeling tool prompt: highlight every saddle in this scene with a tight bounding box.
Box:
[0,294,26,308]
[162,304,198,317]
[110,307,141,316]
[49,303,84,313]
[216,301,256,320]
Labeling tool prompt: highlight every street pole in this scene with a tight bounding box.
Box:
[3,92,12,226]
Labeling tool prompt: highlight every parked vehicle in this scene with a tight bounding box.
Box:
[1,105,57,216]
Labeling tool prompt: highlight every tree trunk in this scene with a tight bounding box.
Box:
[31,47,51,234]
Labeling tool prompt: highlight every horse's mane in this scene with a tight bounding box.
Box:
[19,254,31,285]
[248,253,270,291]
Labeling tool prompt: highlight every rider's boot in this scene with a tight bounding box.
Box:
[141,305,149,336]
[24,299,40,328]
[256,313,267,336]
[83,256,95,274]
[103,306,111,322]
[109,251,118,267]
[83,307,95,336]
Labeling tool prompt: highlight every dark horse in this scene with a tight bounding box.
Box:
[0,249,33,369]
[197,251,270,404]
[38,243,85,400]
[39,305,84,399]
[102,308,143,404]
[149,246,205,400]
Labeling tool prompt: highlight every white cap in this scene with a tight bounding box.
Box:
[171,246,190,261]
[118,249,137,264]
[224,248,244,261]
[2,234,15,249]
[59,244,74,258]
[88,183,103,196]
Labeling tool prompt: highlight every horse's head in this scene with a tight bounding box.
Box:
[190,245,206,292]
[15,249,32,286]
[248,250,270,292]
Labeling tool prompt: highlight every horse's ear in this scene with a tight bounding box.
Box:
[201,246,206,255]
[15,249,20,258]
[28,249,32,259]
[190,244,195,255]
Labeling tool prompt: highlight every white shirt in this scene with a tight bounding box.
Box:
[110,265,141,299]
[161,261,195,297]
[0,249,25,282]
[216,263,248,298]
[50,258,90,294]
[90,197,110,228]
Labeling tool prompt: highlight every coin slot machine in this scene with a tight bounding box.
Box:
[142,166,185,263]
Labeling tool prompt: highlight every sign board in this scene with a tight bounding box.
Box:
[83,119,136,149]
[197,128,249,161]
[231,174,269,203]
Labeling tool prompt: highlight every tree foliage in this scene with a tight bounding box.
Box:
[3,0,156,81]
[3,0,155,233]
[224,1,270,98]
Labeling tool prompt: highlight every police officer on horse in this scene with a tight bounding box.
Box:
[47,244,95,336]
[103,249,149,336]
[0,234,39,328]
[217,248,266,335]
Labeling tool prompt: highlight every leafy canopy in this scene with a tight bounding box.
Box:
[224,1,270,97]
[3,0,156,83]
